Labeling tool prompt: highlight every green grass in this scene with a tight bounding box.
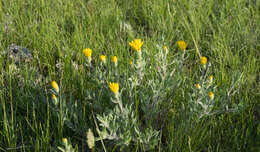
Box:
[0,0,259,151]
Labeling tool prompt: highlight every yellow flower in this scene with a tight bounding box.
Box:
[129,60,133,65]
[209,75,213,83]
[52,94,58,105]
[51,81,59,93]
[83,48,92,61]
[200,56,207,65]
[129,39,144,52]
[163,46,167,50]
[62,138,68,144]
[111,56,118,66]
[177,40,187,51]
[163,45,169,54]
[87,129,95,149]
[109,82,119,95]
[208,91,214,100]
[99,55,106,63]
[195,83,201,89]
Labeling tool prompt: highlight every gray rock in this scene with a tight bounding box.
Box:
[2,44,33,65]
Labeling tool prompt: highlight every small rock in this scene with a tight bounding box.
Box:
[2,44,33,65]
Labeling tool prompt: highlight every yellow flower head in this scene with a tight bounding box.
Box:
[83,48,92,60]
[209,75,213,83]
[177,40,187,51]
[195,83,201,89]
[109,82,119,95]
[129,60,133,65]
[99,55,106,63]
[87,129,95,149]
[62,138,68,144]
[52,94,57,99]
[129,39,144,52]
[208,91,214,100]
[163,46,167,51]
[112,56,117,64]
[200,56,207,65]
[52,94,58,105]
[51,81,59,93]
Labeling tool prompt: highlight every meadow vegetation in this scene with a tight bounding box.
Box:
[0,0,259,151]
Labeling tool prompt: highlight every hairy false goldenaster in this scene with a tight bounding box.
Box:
[129,39,144,52]
[208,91,214,100]
[51,81,59,93]
[99,55,106,63]
[109,82,119,95]
[177,40,187,51]
[200,56,207,65]
[83,48,92,61]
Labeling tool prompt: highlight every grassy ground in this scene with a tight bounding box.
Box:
[0,0,259,151]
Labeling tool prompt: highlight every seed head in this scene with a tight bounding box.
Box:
[87,129,95,149]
